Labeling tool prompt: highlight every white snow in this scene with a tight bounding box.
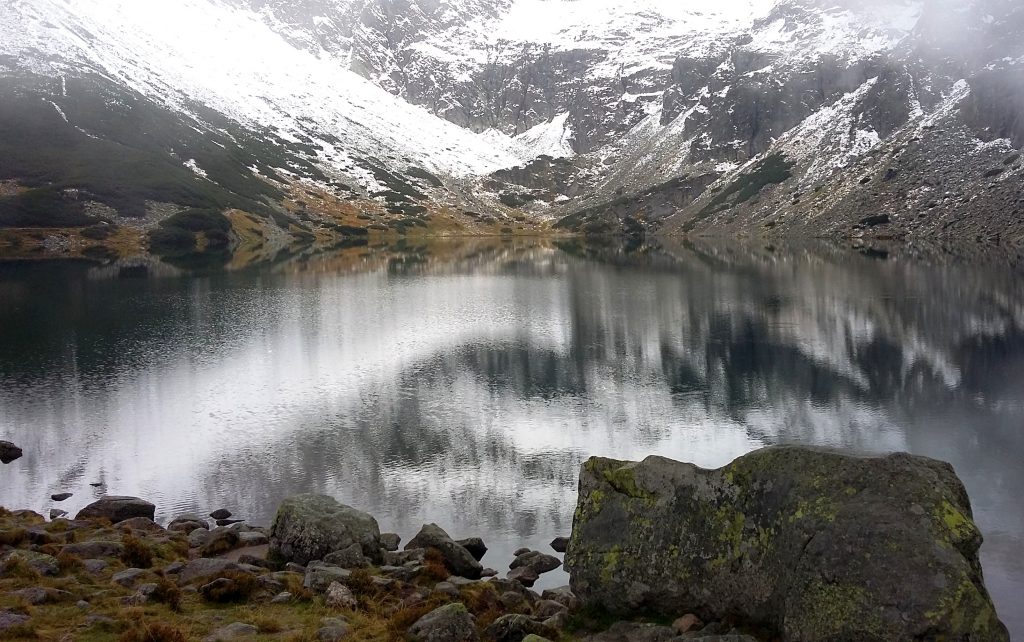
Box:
[1,0,526,189]
[184,159,208,178]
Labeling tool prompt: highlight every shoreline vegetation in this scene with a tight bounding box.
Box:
[0,446,1009,641]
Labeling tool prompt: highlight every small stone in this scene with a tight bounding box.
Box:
[116,517,163,532]
[323,543,369,568]
[176,558,240,585]
[406,523,482,579]
[434,581,459,597]
[673,614,703,634]
[76,600,90,610]
[199,528,240,557]
[317,624,351,641]
[540,586,580,611]
[49,509,68,520]
[270,591,294,604]
[51,493,73,502]
[407,602,478,642]
[380,533,401,552]
[169,515,209,532]
[204,622,258,641]
[0,611,30,632]
[112,568,147,587]
[82,559,109,574]
[3,551,59,576]
[533,599,567,618]
[499,591,527,610]
[237,531,268,546]
[325,581,357,609]
[285,562,307,574]
[209,508,233,520]
[507,566,539,587]
[217,519,244,527]
[455,537,487,561]
[0,441,23,464]
[164,561,186,574]
[549,537,569,553]
[481,568,498,577]
[510,550,561,575]
[304,565,352,592]
[514,547,531,556]
[237,554,271,568]
[62,540,124,558]
[484,614,555,642]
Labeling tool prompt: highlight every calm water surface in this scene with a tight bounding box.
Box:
[1,239,1022,635]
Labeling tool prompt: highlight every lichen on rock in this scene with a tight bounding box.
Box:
[564,446,1009,641]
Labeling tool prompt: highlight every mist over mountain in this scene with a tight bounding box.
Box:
[1,0,1022,256]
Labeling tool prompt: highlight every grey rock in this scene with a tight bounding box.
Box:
[189,527,212,548]
[82,559,109,574]
[164,561,186,574]
[565,447,1009,641]
[169,515,210,532]
[407,602,479,642]
[533,599,568,618]
[380,564,422,582]
[0,441,22,464]
[115,517,164,532]
[380,532,401,552]
[237,554,271,568]
[111,568,147,587]
[323,542,369,568]
[507,566,538,587]
[51,492,73,502]
[510,550,561,575]
[49,509,68,520]
[325,581,357,609]
[75,496,155,524]
[285,562,307,574]
[481,567,498,577]
[498,591,527,611]
[204,622,258,641]
[270,591,294,604]
[513,547,531,556]
[550,537,569,553]
[484,614,556,642]
[177,558,240,585]
[62,540,124,558]
[2,550,59,576]
[406,523,483,579]
[304,564,352,592]
[384,548,425,566]
[269,494,381,566]
[0,610,30,632]
[12,587,73,605]
[200,527,240,557]
[434,581,459,597]
[209,508,233,520]
[237,531,269,547]
[541,586,580,611]
[317,623,352,641]
[455,536,488,561]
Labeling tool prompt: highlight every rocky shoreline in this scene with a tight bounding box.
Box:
[0,447,1010,641]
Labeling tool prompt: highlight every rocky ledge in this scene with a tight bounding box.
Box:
[0,446,1010,641]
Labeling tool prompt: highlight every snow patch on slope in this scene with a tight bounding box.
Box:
[2,0,526,187]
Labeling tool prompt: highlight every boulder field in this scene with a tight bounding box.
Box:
[565,446,1009,641]
[0,446,1009,640]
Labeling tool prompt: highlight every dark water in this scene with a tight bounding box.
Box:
[1,239,1022,635]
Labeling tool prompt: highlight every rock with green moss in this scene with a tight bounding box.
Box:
[269,494,382,566]
[565,446,1008,641]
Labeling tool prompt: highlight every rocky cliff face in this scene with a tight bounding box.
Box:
[1,0,1021,248]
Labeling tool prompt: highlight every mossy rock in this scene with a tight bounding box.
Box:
[268,494,382,567]
[564,446,1008,641]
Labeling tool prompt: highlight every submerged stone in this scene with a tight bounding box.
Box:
[565,446,1008,642]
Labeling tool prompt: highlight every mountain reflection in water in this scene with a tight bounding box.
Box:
[0,238,1022,635]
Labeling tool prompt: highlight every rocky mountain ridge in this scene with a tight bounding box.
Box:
[1,0,1022,257]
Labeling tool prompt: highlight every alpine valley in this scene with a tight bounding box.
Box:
[2,0,1023,262]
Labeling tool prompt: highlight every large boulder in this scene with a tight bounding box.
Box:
[269,495,381,566]
[406,523,483,579]
[407,602,478,642]
[565,446,1009,642]
[75,496,155,524]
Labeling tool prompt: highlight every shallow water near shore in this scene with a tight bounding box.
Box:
[1,238,1022,635]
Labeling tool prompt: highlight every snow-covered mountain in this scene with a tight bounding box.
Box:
[1,0,1022,255]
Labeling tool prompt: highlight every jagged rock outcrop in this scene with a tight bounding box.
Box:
[565,446,1009,642]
